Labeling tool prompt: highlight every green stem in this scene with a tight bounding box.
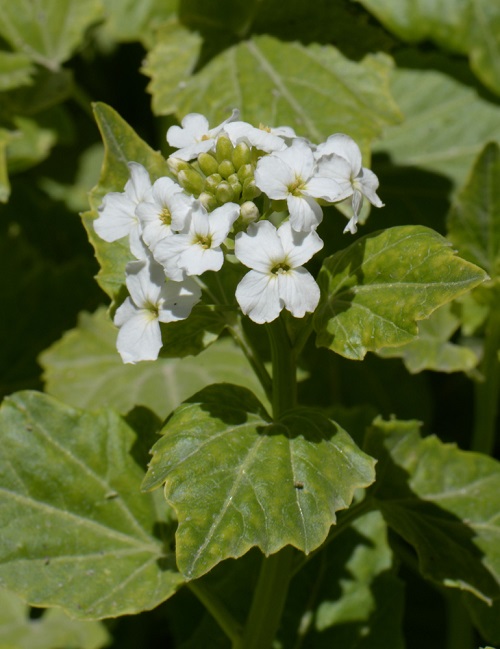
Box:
[444,590,474,649]
[239,316,298,649]
[471,308,500,455]
[188,581,242,646]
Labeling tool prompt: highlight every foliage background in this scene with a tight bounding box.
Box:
[1,0,499,647]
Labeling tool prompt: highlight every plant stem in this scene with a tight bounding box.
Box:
[239,316,298,649]
[188,581,242,646]
[471,307,500,455]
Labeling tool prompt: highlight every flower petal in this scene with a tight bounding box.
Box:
[125,162,152,203]
[116,310,162,364]
[158,278,201,321]
[287,194,323,232]
[235,221,284,272]
[316,134,362,175]
[235,270,282,324]
[277,221,324,267]
[278,268,320,318]
[254,155,295,199]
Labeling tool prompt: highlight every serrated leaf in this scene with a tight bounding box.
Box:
[373,58,500,190]
[0,586,109,649]
[40,306,268,419]
[377,302,480,373]
[365,417,500,603]
[143,384,376,579]
[0,51,35,91]
[99,0,177,45]
[144,24,401,154]
[81,102,171,303]
[447,142,500,279]
[0,391,184,619]
[313,225,488,360]
[0,0,103,71]
[358,0,500,96]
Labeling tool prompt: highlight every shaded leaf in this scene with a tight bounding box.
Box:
[447,141,500,279]
[365,417,500,603]
[377,302,479,373]
[99,0,177,45]
[373,57,500,190]
[0,0,103,71]
[0,391,184,619]
[0,586,109,649]
[81,102,170,303]
[144,23,401,155]
[6,116,57,173]
[143,384,376,579]
[313,225,488,360]
[0,128,17,203]
[0,51,35,91]
[40,306,268,420]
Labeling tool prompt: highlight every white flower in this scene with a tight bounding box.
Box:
[315,134,383,234]
[254,139,343,232]
[234,220,323,324]
[223,121,288,153]
[94,162,151,259]
[114,254,201,364]
[154,202,240,281]
[135,176,195,252]
[166,110,239,161]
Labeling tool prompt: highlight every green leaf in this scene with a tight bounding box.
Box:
[377,302,480,373]
[81,102,170,303]
[99,0,177,45]
[0,51,35,91]
[447,142,500,279]
[143,384,376,579]
[313,225,488,360]
[281,511,405,649]
[144,24,401,155]
[0,128,16,203]
[0,391,184,619]
[0,0,103,71]
[357,0,500,96]
[365,417,500,603]
[372,56,500,190]
[0,586,109,649]
[40,306,268,419]
[6,116,57,173]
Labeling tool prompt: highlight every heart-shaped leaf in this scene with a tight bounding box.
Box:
[143,384,376,579]
[314,225,488,360]
[0,391,184,619]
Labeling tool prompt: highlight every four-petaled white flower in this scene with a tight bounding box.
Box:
[254,139,343,232]
[114,254,201,363]
[234,220,323,324]
[94,162,151,259]
[315,134,383,234]
[154,202,240,281]
[167,110,240,161]
[136,176,195,252]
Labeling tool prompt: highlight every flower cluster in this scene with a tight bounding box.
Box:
[94,110,383,363]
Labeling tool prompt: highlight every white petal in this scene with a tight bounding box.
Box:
[277,221,324,267]
[275,139,315,181]
[116,311,162,364]
[358,168,384,208]
[207,202,240,244]
[125,257,163,307]
[125,162,152,204]
[316,134,362,175]
[167,113,210,147]
[235,270,282,324]
[114,297,137,327]
[254,155,295,199]
[169,139,216,161]
[179,244,224,275]
[158,278,201,321]
[224,121,287,152]
[235,221,284,272]
[287,194,323,232]
[278,268,320,318]
[154,235,190,281]
[305,176,345,202]
[94,192,136,242]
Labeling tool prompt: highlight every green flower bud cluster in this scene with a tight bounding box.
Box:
[168,135,262,211]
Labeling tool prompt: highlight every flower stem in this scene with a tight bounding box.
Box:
[471,307,500,455]
[188,581,242,645]
[238,316,298,649]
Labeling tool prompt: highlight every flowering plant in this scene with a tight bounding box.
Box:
[1,2,500,648]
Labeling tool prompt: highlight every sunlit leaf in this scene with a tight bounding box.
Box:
[143,384,376,579]
[40,306,268,419]
[144,22,401,155]
[377,303,479,373]
[314,225,488,360]
[0,586,109,649]
[0,391,184,619]
[0,0,103,71]
[366,417,500,604]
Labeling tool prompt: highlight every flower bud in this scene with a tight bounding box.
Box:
[218,159,236,179]
[228,175,242,198]
[237,163,254,182]
[177,168,205,196]
[240,201,259,224]
[242,178,261,201]
[205,173,223,193]
[215,135,234,163]
[215,180,236,204]
[197,152,219,176]
[199,191,218,211]
[167,157,190,177]
[232,142,251,170]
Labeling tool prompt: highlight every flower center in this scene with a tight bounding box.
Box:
[194,234,212,249]
[271,261,291,275]
[144,301,159,319]
[160,207,172,226]
[287,176,305,197]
